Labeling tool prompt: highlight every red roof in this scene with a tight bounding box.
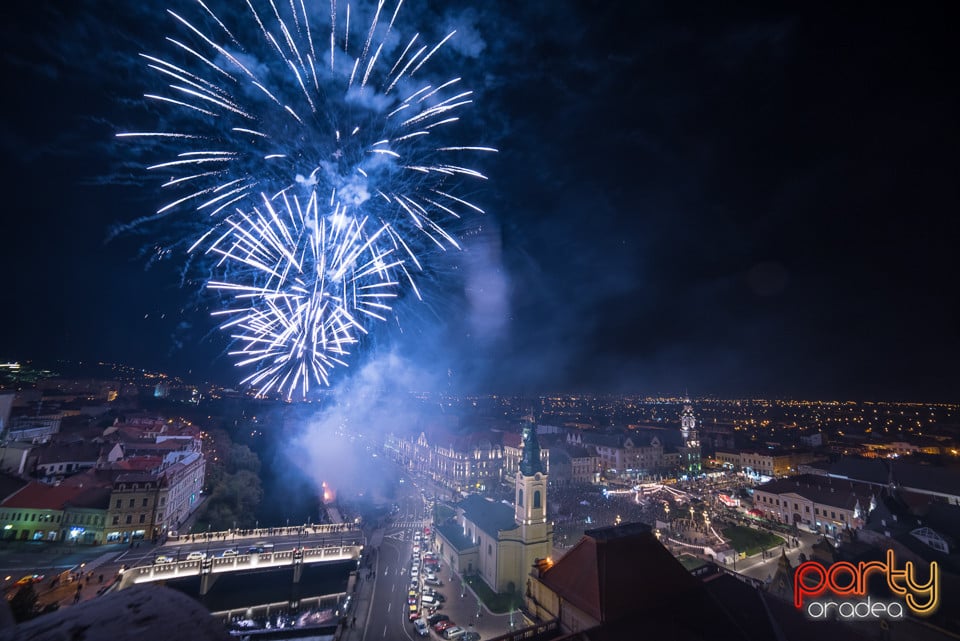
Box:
[1,482,85,510]
[502,432,522,448]
[539,523,700,622]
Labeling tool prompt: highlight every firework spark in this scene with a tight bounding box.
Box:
[121,0,494,398]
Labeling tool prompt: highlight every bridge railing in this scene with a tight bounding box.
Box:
[165,523,360,544]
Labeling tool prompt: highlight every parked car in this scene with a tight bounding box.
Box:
[443,626,466,639]
[427,613,450,626]
[408,604,419,621]
[186,551,207,561]
[424,577,443,587]
[433,621,453,633]
[413,618,429,637]
[427,614,450,625]
[463,632,481,641]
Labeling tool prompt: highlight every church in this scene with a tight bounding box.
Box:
[435,424,553,594]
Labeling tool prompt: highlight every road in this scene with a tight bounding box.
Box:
[364,473,427,641]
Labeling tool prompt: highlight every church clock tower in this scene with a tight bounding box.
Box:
[515,424,547,526]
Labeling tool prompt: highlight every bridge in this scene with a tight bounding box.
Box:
[118,544,363,595]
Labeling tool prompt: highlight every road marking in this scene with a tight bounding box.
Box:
[387,602,391,613]
[383,625,388,637]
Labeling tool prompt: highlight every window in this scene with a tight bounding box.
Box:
[113,516,119,525]
[534,491,541,509]
[115,500,122,509]
[831,511,836,519]
[142,498,149,508]
[518,489,524,507]
[488,544,492,555]
[129,499,135,508]
[139,514,146,524]
[805,506,810,513]
[125,515,132,524]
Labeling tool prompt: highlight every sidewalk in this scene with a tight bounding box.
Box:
[338,528,381,641]
[444,572,530,639]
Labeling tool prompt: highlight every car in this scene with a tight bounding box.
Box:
[14,574,44,586]
[408,604,419,621]
[413,618,429,637]
[425,572,437,581]
[220,549,237,557]
[153,556,174,565]
[443,626,466,640]
[410,576,419,588]
[432,592,446,603]
[433,621,453,633]
[408,594,419,605]
[186,551,207,561]
[421,594,437,607]
[412,544,420,554]
[408,589,418,599]
[246,546,264,554]
[427,613,450,626]
[463,633,481,641]
[424,577,443,587]
[410,566,419,577]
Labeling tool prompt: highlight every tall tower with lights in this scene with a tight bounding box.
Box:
[680,397,701,476]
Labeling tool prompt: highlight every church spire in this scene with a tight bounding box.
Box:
[519,422,544,477]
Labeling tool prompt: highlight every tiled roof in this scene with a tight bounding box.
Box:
[541,522,723,627]
[459,495,516,539]
[755,474,875,510]
[894,460,960,496]
[1,481,84,510]
[435,522,477,553]
[0,472,30,502]
[502,432,522,448]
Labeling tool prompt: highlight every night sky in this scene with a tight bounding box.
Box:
[0,1,957,400]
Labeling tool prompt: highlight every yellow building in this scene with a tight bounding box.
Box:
[435,425,553,594]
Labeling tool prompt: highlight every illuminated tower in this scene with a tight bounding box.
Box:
[680,398,701,475]
[513,423,552,581]
[515,424,547,526]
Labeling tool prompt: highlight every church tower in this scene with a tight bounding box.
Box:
[515,423,547,525]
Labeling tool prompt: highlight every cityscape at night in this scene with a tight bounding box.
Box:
[1,1,957,641]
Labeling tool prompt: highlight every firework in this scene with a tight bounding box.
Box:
[120,0,494,398]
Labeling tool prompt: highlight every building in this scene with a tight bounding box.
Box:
[752,473,877,537]
[435,425,553,594]
[387,427,548,495]
[525,521,803,640]
[34,441,121,482]
[716,448,823,478]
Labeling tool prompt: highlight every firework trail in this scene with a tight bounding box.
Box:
[119,0,495,398]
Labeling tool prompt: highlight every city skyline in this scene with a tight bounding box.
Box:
[0,1,957,401]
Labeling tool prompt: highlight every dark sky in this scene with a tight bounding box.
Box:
[0,0,957,400]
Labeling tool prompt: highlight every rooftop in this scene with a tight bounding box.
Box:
[459,494,517,539]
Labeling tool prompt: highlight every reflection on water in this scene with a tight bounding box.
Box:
[163,559,354,638]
